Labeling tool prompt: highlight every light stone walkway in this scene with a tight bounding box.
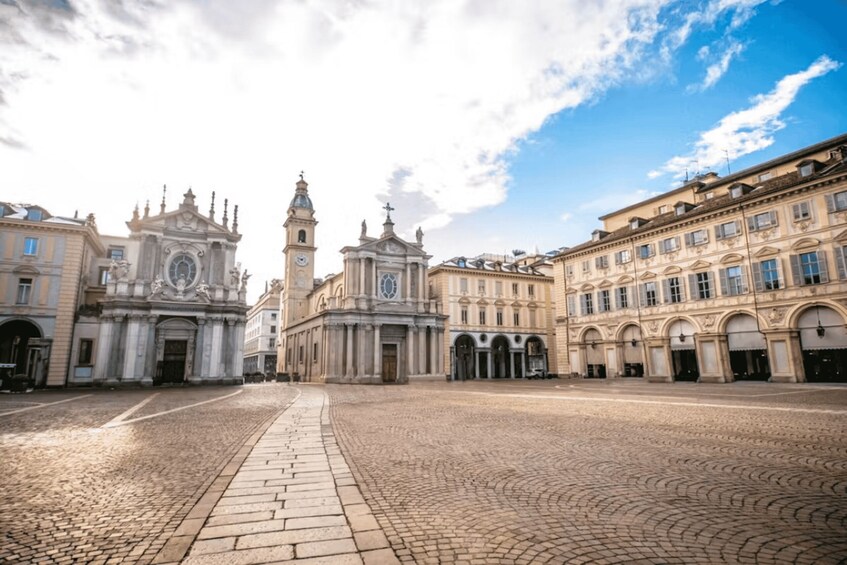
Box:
[181,386,399,565]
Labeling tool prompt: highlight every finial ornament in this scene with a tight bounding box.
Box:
[222,198,229,228]
[160,184,167,214]
[300,170,304,181]
[383,202,395,221]
[232,205,239,233]
[143,200,150,219]
[209,191,216,220]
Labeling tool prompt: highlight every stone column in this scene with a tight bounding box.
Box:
[429,327,437,376]
[487,348,494,379]
[474,350,481,379]
[407,324,416,376]
[144,316,157,384]
[509,350,516,379]
[371,260,378,299]
[418,326,427,374]
[437,329,444,375]
[93,316,114,383]
[357,324,367,377]
[346,323,354,378]
[359,258,366,298]
[233,320,245,379]
[193,319,206,380]
[373,323,382,379]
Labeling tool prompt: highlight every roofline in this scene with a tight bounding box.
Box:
[598,132,847,221]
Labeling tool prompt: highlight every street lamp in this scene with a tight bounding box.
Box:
[816,305,826,338]
[631,338,637,347]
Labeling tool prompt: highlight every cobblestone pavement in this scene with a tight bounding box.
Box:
[328,380,847,564]
[0,384,297,565]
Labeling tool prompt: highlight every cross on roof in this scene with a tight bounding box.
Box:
[383,202,395,221]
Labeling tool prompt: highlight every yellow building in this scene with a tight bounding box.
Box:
[0,204,103,388]
[428,252,557,379]
[553,133,847,383]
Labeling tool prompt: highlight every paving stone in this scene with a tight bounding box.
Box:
[296,537,359,558]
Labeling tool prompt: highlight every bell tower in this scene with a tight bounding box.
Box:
[282,173,317,324]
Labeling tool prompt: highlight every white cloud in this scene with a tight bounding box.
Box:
[1,0,680,300]
[648,55,841,180]
[691,40,745,91]
[560,212,573,222]
[662,0,767,60]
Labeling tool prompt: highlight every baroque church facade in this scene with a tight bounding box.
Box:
[73,189,248,386]
[278,176,446,383]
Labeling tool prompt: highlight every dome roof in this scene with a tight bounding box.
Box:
[289,177,313,210]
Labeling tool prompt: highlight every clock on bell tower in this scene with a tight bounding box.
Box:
[282,173,317,325]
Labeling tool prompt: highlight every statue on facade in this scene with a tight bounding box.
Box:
[416,226,423,245]
[108,260,118,281]
[360,219,367,238]
[149,275,165,297]
[229,263,241,288]
[176,274,187,296]
[195,280,211,301]
[116,259,131,281]
[240,270,252,292]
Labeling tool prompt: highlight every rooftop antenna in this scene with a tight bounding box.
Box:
[724,149,731,175]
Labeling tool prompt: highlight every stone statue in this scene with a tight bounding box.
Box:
[195,280,210,301]
[116,259,131,281]
[229,263,241,288]
[240,270,251,291]
[108,260,118,281]
[416,226,423,245]
[149,275,165,297]
[361,219,367,238]
[176,274,187,295]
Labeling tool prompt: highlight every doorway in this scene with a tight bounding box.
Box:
[161,340,187,384]
[382,344,398,383]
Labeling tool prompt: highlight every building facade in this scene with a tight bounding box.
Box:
[428,252,557,380]
[278,176,446,383]
[73,189,248,386]
[0,204,103,387]
[553,134,847,383]
[243,280,281,375]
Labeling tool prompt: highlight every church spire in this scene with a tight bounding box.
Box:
[382,202,395,236]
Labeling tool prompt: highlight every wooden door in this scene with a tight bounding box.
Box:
[382,344,397,383]
[161,340,187,384]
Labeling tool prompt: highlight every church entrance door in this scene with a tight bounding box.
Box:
[161,340,187,384]
[382,344,398,383]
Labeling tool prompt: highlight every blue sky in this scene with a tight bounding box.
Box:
[1,0,845,302]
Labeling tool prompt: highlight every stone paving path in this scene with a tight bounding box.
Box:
[181,385,399,564]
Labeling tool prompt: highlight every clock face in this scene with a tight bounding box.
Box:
[295,253,309,267]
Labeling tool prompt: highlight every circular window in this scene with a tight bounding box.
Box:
[168,253,197,287]
[480,333,488,343]
[379,273,398,300]
[514,335,522,344]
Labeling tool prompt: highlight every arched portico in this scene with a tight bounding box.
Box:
[582,327,605,378]
[452,334,476,380]
[666,318,698,381]
[155,317,198,385]
[525,335,547,377]
[491,335,511,378]
[617,324,644,377]
[723,313,770,381]
[796,305,847,382]
[0,319,46,387]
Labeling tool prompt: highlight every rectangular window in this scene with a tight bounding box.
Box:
[565,265,574,277]
[614,249,632,264]
[479,308,486,325]
[616,287,629,309]
[800,163,814,177]
[663,277,684,303]
[639,282,658,307]
[16,278,32,304]
[581,260,590,273]
[580,293,594,315]
[298,345,303,362]
[792,202,811,222]
[513,311,520,326]
[460,278,468,293]
[528,284,535,297]
[659,237,679,254]
[496,309,504,326]
[595,255,609,269]
[637,244,654,260]
[715,220,741,240]
[719,266,747,296]
[78,339,94,364]
[688,272,714,300]
[270,338,276,349]
[753,258,782,291]
[271,312,277,320]
[511,283,519,296]
[758,172,773,182]
[270,325,276,334]
[566,295,576,317]
[747,211,778,232]
[27,209,42,221]
[825,191,847,213]
[107,247,124,260]
[23,237,38,256]
[99,267,111,285]
[529,309,537,327]
[460,307,468,324]
[477,279,485,294]
[598,289,611,312]
[313,342,318,362]
[791,251,828,286]
[495,281,503,296]
[684,229,709,247]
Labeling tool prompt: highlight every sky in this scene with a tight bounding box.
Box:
[1,0,845,304]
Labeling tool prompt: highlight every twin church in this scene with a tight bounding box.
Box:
[279,176,446,383]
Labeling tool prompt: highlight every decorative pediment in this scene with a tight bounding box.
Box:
[510,300,522,308]
[357,235,425,257]
[147,208,233,236]
[833,229,847,243]
[598,279,613,289]
[791,237,820,251]
[639,271,656,280]
[458,296,471,305]
[494,299,506,307]
[720,253,744,264]
[579,283,595,291]
[527,301,538,309]
[476,298,489,306]
[754,246,780,258]
[617,275,634,284]
[690,259,712,270]
[663,266,682,275]
[13,265,40,275]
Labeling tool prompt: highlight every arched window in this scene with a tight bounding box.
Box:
[298,230,306,243]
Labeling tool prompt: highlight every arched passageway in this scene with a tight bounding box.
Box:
[798,306,847,382]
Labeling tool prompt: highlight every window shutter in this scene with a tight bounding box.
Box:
[684,232,693,247]
[746,216,757,232]
[776,258,785,289]
[718,268,728,296]
[639,284,648,308]
[818,250,829,283]
[649,244,655,257]
[752,262,763,292]
[674,236,680,250]
[734,219,743,234]
[837,247,847,280]
[792,203,801,221]
[740,267,749,294]
[596,291,603,312]
[789,254,801,286]
[688,274,698,300]
[567,296,575,316]
[768,210,778,226]
[679,277,686,301]
[714,225,723,240]
[661,279,670,303]
[825,194,836,213]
